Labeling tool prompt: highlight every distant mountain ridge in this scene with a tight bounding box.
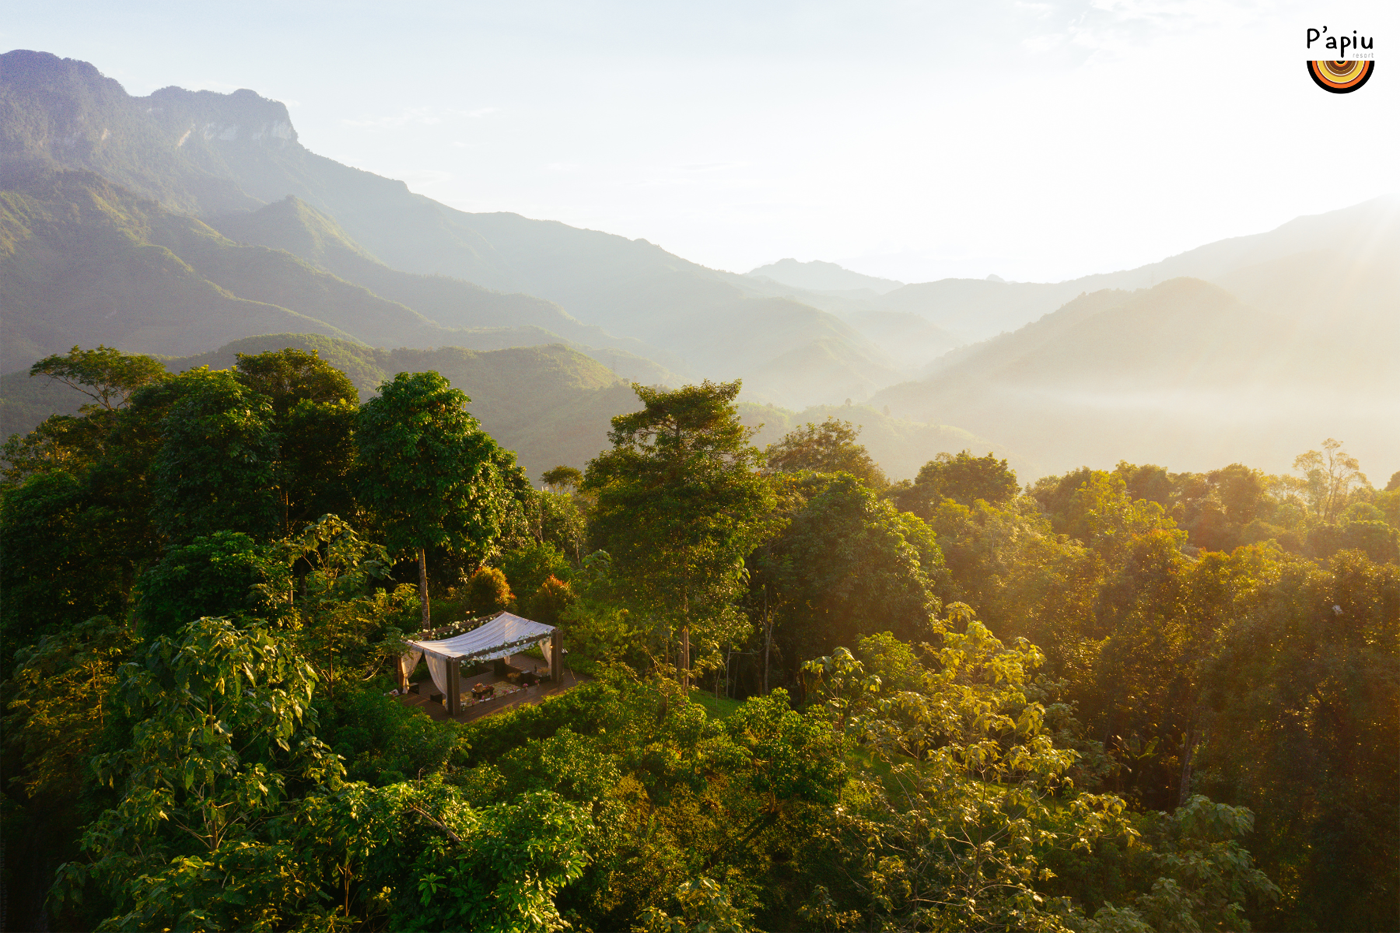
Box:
[746,258,904,295]
[0,49,904,408]
[207,195,686,373]
[3,48,1397,480]
[865,195,1400,346]
[872,275,1400,475]
[0,167,678,386]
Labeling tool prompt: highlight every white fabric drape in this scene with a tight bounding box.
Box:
[404,613,558,702]
[424,653,449,698]
[399,646,448,697]
[408,613,557,665]
[400,647,424,683]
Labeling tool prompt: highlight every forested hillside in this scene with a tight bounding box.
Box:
[2,347,1395,931]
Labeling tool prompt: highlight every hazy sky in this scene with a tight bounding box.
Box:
[5,0,1398,283]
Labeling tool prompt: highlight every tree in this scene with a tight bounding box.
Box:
[466,566,515,614]
[50,617,344,931]
[914,449,1019,507]
[521,486,588,566]
[747,472,944,683]
[29,345,168,413]
[1114,461,1174,508]
[150,368,281,545]
[1062,471,1182,559]
[273,515,416,708]
[2,414,112,494]
[500,541,572,604]
[3,616,136,803]
[0,471,131,661]
[1,615,137,932]
[542,465,584,491]
[584,381,776,680]
[235,348,360,534]
[134,531,290,641]
[1293,438,1369,523]
[1195,551,1399,931]
[356,371,519,628]
[798,625,1278,933]
[764,417,887,488]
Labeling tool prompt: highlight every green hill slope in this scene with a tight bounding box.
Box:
[0,170,354,370]
[872,278,1400,476]
[208,196,685,371]
[0,169,687,388]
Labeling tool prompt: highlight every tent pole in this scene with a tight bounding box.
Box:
[447,657,460,717]
[551,635,562,684]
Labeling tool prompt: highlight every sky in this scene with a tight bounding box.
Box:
[5,0,1398,283]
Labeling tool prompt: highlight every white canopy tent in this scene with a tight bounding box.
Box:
[399,612,560,715]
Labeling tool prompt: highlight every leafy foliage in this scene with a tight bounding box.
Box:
[749,472,945,681]
[29,345,169,414]
[151,368,281,544]
[585,380,776,674]
[51,617,343,930]
[6,347,1389,932]
[134,531,289,641]
[764,417,887,488]
[356,370,523,625]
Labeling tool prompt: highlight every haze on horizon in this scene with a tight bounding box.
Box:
[4,0,1399,284]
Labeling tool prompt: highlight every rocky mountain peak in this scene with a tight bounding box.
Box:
[143,85,298,148]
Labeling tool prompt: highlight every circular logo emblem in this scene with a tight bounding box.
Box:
[1308,59,1374,93]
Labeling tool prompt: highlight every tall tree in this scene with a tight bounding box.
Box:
[150,369,281,545]
[915,449,1019,508]
[1196,550,1399,931]
[234,348,360,534]
[747,472,944,683]
[584,381,775,680]
[28,345,169,413]
[356,371,517,628]
[764,417,887,488]
[1292,437,1370,523]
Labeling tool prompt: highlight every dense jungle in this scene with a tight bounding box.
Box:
[1,345,1395,932]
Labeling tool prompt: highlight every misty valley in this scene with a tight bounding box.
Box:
[1,49,1397,933]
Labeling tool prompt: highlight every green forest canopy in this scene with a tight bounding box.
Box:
[1,346,1396,932]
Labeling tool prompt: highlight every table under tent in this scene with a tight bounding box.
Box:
[398,612,563,717]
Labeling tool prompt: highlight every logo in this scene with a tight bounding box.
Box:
[1306,27,1375,94]
[1307,59,1374,93]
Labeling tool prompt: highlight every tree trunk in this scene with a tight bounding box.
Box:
[681,626,691,691]
[762,587,772,695]
[1178,717,1201,809]
[418,547,431,630]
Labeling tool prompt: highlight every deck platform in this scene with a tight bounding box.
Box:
[395,652,585,723]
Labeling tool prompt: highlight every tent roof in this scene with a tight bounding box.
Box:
[408,612,555,663]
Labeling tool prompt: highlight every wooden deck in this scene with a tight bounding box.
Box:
[395,653,586,724]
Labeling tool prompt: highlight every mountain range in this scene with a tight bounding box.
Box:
[3,48,1397,480]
